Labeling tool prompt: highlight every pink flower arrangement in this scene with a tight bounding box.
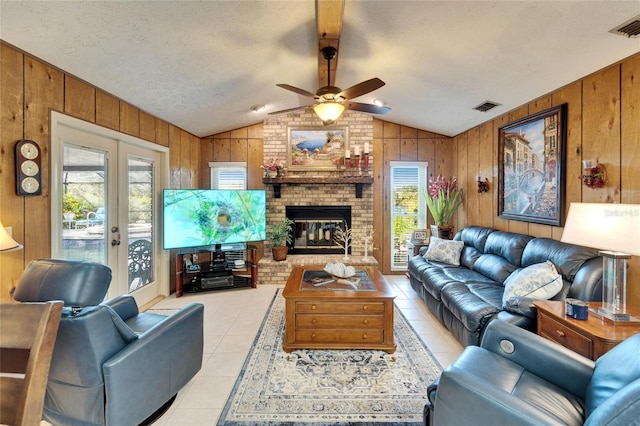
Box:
[426,175,463,226]
[261,158,286,175]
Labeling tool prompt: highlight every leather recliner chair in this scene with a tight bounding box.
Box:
[425,320,640,425]
[13,258,205,426]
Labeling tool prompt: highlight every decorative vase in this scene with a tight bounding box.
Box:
[265,170,277,179]
[272,246,288,261]
[431,224,454,240]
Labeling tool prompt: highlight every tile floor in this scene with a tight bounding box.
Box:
[151,274,464,425]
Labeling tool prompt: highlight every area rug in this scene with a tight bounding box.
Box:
[217,289,442,425]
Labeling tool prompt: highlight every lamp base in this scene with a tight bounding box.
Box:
[590,307,640,323]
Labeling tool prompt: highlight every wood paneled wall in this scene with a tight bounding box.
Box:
[0,42,200,301]
[452,52,640,307]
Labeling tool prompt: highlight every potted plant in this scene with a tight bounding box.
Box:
[266,217,294,261]
[426,175,463,239]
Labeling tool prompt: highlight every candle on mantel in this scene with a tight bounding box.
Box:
[354,145,360,156]
[345,149,351,159]
[364,142,370,154]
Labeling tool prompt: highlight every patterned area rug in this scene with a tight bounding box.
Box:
[218,289,442,425]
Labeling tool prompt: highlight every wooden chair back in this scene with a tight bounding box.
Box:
[0,301,63,426]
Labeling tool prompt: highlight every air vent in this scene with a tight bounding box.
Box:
[610,15,640,38]
[473,101,501,112]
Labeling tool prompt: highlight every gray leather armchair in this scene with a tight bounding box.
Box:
[425,320,640,425]
[13,259,204,426]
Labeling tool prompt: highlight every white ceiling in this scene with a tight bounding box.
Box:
[1,1,639,138]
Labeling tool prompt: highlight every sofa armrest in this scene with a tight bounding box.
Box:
[481,320,594,398]
[434,367,571,425]
[103,294,139,321]
[102,303,204,425]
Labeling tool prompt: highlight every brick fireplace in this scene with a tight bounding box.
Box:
[258,110,376,285]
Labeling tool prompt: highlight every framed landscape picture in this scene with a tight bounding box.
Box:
[498,104,567,226]
[287,127,348,171]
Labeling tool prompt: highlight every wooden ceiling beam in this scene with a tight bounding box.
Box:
[316,0,344,88]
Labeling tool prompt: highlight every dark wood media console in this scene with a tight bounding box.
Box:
[175,245,257,297]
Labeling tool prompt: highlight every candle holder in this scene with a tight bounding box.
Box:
[363,153,370,175]
[344,157,351,178]
[354,154,361,177]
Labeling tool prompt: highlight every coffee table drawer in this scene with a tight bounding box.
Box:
[296,314,384,328]
[295,301,385,314]
[295,329,384,344]
[539,312,592,358]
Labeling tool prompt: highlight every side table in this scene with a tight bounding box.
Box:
[534,300,640,360]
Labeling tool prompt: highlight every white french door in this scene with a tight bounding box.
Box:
[51,112,169,305]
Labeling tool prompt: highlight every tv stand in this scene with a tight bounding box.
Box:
[175,245,257,297]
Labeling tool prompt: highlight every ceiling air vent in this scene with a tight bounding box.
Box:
[473,101,501,112]
[609,14,640,38]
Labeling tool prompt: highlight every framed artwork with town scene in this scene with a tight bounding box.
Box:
[498,104,567,226]
[287,127,348,171]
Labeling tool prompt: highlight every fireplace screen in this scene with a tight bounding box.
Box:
[286,206,351,254]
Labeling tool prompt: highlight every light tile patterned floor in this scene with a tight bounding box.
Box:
[151,274,464,425]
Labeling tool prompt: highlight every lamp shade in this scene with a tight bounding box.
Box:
[0,219,23,252]
[561,203,640,256]
[313,102,345,125]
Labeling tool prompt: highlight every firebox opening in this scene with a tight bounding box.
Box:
[286,206,352,254]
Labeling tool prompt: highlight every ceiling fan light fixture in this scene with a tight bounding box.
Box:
[313,102,345,125]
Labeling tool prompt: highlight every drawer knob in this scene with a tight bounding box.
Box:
[363,319,369,325]
[311,304,316,310]
[363,305,368,311]
[311,318,317,325]
[556,330,566,338]
[362,334,368,340]
[311,333,316,339]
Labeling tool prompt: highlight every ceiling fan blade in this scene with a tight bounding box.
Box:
[336,78,385,100]
[276,84,318,99]
[268,104,313,115]
[345,101,391,115]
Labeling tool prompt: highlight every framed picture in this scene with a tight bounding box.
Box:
[287,127,348,171]
[498,104,567,226]
[410,229,429,244]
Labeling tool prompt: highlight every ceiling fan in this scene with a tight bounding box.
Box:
[269,46,391,124]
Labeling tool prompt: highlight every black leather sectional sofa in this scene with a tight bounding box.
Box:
[408,226,603,346]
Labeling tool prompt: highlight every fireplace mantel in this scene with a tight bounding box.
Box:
[263,176,373,198]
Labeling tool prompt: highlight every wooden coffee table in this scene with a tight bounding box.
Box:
[282,265,396,353]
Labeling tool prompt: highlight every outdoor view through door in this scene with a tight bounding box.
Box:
[390,162,427,271]
[60,146,154,293]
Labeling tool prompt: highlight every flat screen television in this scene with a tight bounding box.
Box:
[163,189,266,250]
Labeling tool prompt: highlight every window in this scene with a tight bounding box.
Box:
[389,162,428,270]
[210,162,247,189]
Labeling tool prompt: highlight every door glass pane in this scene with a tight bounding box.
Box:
[390,163,427,270]
[62,145,107,263]
[127,156,154,292]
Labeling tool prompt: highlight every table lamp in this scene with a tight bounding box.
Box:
[561,203,640,321]
[0,219,23,252]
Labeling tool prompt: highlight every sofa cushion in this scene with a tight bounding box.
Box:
[472,254,519,284]
[441,282,503,333]
[484,231,534,267]
[522,238,600,282]
[502,261,563,306]
[455,226,496,252]
[424,237,465,265]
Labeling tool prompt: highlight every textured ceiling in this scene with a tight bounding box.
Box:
[1,1,639,138]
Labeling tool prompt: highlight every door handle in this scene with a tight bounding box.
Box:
[111,226,121,246]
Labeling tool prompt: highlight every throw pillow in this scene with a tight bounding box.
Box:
[423,237,465,266]
[502,260,563,307]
